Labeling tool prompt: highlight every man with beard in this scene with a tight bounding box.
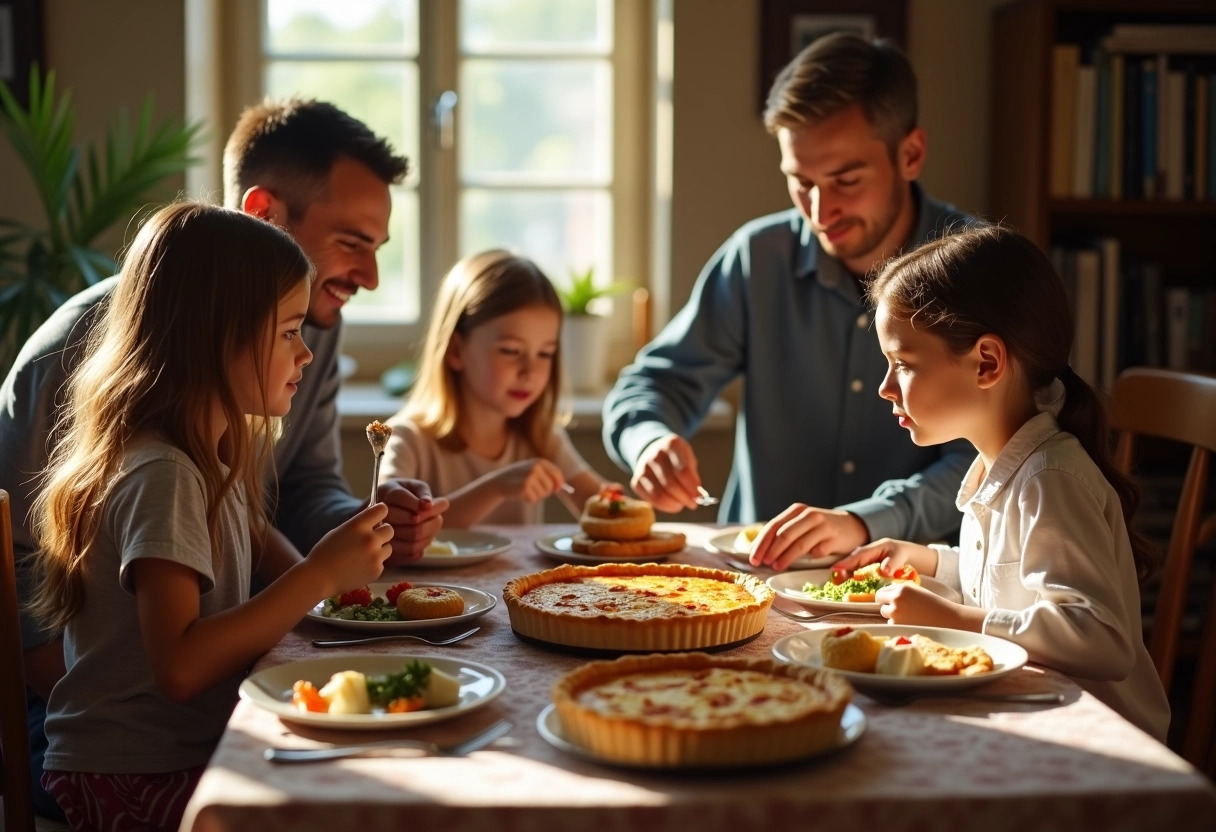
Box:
[0,98,447,820]
[603,34,978,571]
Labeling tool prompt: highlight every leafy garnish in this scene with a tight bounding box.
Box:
[365,660,432,707]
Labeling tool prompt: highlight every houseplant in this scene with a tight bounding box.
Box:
[0,67,204,375]
[555,266,630,393]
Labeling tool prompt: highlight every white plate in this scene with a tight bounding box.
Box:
[306,583,496,632]
[239,655,506,730]
[766,568,962,613]
[410,530,512,568]
[705,530,837,569]
[771,624,1028,692]
[536,702,866,769]
[534,532,680,564]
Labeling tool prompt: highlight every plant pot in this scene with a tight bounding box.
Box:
[561,314,609,394]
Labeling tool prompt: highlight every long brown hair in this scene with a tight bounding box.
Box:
[868,225,1158,581]
[406,249,564,456]
[30,202,314,630]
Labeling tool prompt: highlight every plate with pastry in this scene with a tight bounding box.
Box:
[766,564,961,613]
[409,529,512,568]
[534,530,684,564]
[306,581,497,632]
[771,624,1028,692]
[538,485,687,563]
[706,525,836,569]
[240,654,506,729]
[538,652,864,769]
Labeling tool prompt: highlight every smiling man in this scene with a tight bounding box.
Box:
[603,33,979,570]
[0,98,446,820]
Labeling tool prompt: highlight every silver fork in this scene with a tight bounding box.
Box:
[769,605,884,624]
[312,626,480,648]
[863,689,1065,708]
[264,718,513,763]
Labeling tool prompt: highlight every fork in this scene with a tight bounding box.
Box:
[264,718,513,763]
[769,605,884,624]
[862,689,1065,708]
[312,626,481,648]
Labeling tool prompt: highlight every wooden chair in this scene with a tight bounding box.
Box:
[1,489,35,832]
[1110,368,1216,770]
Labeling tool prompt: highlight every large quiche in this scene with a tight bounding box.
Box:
[553,652,852,767]
[503,562,774,651]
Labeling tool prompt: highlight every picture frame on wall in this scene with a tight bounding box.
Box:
[0,0,44,107]
[758,0,907,113]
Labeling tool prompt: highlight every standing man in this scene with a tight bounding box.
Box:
[0,98,446,819]
[603,34,978,570]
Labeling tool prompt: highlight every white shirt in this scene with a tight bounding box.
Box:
[931,385,1170,741]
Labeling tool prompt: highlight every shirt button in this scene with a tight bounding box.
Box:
[850,379,864,393]
[975,540,982,549]
[842,460,855,474]
[856,314,868,328]
[971,587,978,599]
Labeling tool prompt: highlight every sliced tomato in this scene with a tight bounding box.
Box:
[385,581,413,605]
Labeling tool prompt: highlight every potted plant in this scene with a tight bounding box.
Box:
[555,266,630,393]
[0,68,204,375]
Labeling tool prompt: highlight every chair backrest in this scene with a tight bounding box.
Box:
[1,489,36,831]
[1110,367,1216,770]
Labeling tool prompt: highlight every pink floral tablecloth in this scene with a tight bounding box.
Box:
[181,524,1216,832]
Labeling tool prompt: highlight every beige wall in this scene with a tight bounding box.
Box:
[0,0,186,255]
[664,0,1007,317]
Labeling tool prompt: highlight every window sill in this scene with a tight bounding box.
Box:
[337,382,734,433]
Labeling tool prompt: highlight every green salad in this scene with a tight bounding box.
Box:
[320,597,402,621]
[801,575,885,602]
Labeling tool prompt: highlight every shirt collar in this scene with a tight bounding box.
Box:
[957,403,1063,509]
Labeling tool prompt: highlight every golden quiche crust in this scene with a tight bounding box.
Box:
[553,652,852,767]
[503,563,774,651]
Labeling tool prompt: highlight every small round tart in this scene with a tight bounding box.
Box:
[820,627,886,673]
[569,531,686,558]
[396,586,465,620]
[553,652,852,767]
[579,485,656,541]
[503,563,774,651]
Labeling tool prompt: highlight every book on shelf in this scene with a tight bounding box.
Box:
[1098,237,1121,391]
[1051,44,1080,198]
[1165,287,1190,371]
[1073,64,1097,199]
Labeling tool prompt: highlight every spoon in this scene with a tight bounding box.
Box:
[695,486,720,507]
[313,626,481,648]
[366,420,392,501]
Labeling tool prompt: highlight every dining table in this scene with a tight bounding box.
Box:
[180,522,1216,832]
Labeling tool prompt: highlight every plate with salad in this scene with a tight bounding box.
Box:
[240,655,506,729]
[766,564,961,613]
[306,581,496,632]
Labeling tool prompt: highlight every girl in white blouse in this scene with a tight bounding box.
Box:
[830,225,1170,741]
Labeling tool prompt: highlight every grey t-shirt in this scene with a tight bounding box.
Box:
[43,436,251,774]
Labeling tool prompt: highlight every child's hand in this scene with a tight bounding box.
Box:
[830,537,926,583]
[749,503,869,572]
[307,502,394,597]
[375,478,451,566]
[494,458,565,503]
[875,583,972,629]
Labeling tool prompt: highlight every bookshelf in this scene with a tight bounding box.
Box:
[990,0,1216,758]
[990,0,1216,391]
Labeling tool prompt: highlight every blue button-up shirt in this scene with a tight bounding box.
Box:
[603,184,978,540]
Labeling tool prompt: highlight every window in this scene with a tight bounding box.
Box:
[249,0,643,375]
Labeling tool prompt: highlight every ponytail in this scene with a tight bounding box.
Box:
[1056,367,1159,582]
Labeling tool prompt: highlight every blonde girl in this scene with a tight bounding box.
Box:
[830,225,1170,740]
[381,250,607,525]
[30,202,394,831]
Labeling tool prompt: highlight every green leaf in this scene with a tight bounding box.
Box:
[0,66,205,375]
[555,265,632,316]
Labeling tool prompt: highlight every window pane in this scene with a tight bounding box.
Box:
[264,60,420,188]
[265,0,418,56]
[460,189,611,295]
[461,0,611,54]
[347,188,421,323]
[461,59,611,184]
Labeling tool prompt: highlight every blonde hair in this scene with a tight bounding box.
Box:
[406,250,564,456]
[30,202,314,630]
